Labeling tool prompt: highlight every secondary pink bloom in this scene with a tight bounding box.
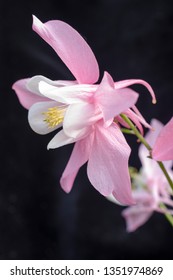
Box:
[12,16,155,205]
[152,117,173,161]
[122,119,173,231]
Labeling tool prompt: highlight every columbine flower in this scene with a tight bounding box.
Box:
[122,119,173,231]
[152,117,173,161]
[12,16,155,205]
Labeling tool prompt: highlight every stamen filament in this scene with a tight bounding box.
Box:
[43,106,66,128]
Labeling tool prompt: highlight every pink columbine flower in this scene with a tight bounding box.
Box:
[152,117,173,161]
[12,16,155,205]
[122,119,173,231]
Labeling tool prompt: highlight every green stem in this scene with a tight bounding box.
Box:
[121,128,135,135]
[120,114,152,151]
[160,203,173,226]
[157,161,173,191]
[120,114,173,227]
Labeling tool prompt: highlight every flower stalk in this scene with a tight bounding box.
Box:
[120,114,152,151]
[159,203,173,226]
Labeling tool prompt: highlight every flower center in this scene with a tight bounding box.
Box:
[43,106,66,128]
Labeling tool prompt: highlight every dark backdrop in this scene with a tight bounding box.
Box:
[1,0,173,259]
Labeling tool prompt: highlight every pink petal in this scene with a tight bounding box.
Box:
[60,134,94,193]
[122,206,153,232]
[32,15,99,84]
[152,117,173,161]
[95,72,138,122]
[124,109,144,135]
[114,79,156,104]
[115,115,130,129]
[87,122,134,205]
[131,105,152,129]
[12,78,49,109]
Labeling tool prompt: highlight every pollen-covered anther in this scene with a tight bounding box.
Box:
[43,106,66,128]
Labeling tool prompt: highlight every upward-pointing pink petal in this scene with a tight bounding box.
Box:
[32,15,99,84]
[95,72,138,122]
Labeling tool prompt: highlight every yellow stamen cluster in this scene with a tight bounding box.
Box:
[43,106,65,128]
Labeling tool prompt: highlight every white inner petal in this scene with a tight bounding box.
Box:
[39,81,97,104]
[27,75,77,96]
[28,101,64,135]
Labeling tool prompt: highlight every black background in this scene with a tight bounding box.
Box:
[1,0,173,259]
